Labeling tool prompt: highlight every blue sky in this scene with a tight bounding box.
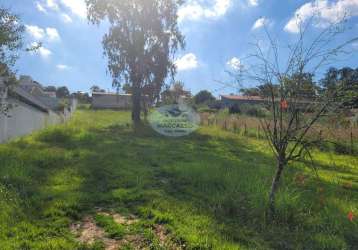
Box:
[2,0,358,96]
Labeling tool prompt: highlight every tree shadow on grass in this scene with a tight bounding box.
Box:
[2,122,357,249]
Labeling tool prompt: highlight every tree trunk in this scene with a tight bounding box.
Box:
[132,86,141,125]
[268,157,285,219]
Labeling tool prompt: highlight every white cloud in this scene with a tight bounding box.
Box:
[252,17,268,30]
[178,0,232,22]
[46,0,59,10]
[227,57,243,70]
[60,0,87,18]
[26,25,45,40]
[36,0,85,21]
[26,25,61,42]
[39,47,52,58]
[175,53,199,71]
[36,2,47,13]
[30,42,52,59]
[248,0,259,7]
[61,13,73,23]
[285,0,358,33]
[56,64,70,70]
[46,27,60,41]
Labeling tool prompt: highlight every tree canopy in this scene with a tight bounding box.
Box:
[86,0,185,123]
[194,90,216,104]
[56,86,70,99]
[0,7,24,68]
[320,67,358,108]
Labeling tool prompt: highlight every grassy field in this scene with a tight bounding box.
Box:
[0,110,357,249]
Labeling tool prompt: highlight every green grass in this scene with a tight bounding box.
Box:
[94,214,125,239]
[0,109,357,249]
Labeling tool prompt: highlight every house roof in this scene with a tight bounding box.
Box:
[221,95,265,101]
[92,92,132,96]
[10,85,50,113]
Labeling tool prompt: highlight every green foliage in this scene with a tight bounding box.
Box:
[320,67,358,108]
[86,0,185,120]
[0,8,24,67]
[56,86,70,98]
[194,90,216,105]
[0,110,356,249]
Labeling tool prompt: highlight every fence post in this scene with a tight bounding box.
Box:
[244,123,247,136]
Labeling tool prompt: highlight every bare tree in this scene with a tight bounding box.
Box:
[234,14,358,218]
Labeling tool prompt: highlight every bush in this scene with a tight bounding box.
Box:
[241,104,267,117]
[197,106,217,113]
[229,104,241,114]
[333,142,352,155]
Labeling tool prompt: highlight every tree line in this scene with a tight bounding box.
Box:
[240,68,358,109]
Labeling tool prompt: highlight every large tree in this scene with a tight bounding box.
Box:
[320,67,358,108]
[0,7,24,69]
[86,0,185,124]
[0,8,24,116]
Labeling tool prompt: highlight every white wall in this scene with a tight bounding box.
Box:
[0,98,72,143]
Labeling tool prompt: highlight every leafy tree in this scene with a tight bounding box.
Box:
[0,8,24,116]
[122,83,132,94]
[240,84,280,98]
[284,73,319,100]
[240,87,260,96]
[86,0,185,124]
[194,90,216,104]
[320,67,358,108]
[257,83,279,97]
[56,86,70,98]
[0,8,24,68]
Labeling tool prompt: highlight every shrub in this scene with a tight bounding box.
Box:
[229,104,241,114]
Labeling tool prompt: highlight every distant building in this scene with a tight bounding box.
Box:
[92,92,132,109]
[220,94,314,111]
[18,75,63,110]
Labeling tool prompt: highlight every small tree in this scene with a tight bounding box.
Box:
[56,86,70,99]
[234,15,358,217]
[86,0,185,124]
[194,90,216,105]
